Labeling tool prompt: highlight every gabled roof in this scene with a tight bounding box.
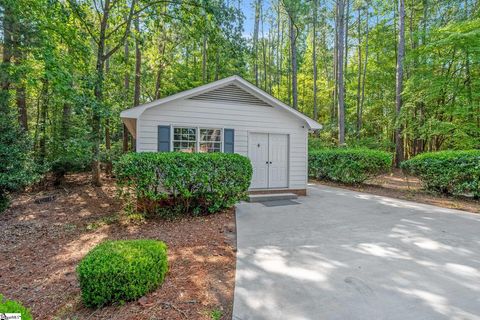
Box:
[120,75,322,130]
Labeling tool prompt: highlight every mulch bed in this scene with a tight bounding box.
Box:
[0,173,236,319]
[313,170,480,214]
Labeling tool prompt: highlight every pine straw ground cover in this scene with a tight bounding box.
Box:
[0,173,236,319]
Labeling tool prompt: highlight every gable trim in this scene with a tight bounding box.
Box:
[120,75,322,130]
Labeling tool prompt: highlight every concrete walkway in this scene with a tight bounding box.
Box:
[233,184,480,320]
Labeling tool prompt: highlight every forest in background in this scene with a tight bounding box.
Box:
[1,0,479,190]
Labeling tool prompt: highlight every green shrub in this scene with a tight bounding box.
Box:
[309,148,392,184]
[77,239,168,307]
[401,150,480,198]
[0,113,39,212]
[114,152,252,216]
[0,294,33,320]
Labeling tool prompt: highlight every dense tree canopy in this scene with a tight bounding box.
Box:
[1,0,479,186]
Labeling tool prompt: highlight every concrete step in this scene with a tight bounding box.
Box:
[248,193,298,203]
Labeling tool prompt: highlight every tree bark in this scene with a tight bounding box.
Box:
[344,0,350,105]
[202,33,207,83]
[133,16,141,108]
[289,14,298,109]
[91,0,111,187]
[123,31,130,153]
[38,77,48,165]
[360,6,369,135]
[0,2,14,115]
[13,25,28,131]
[394,0,405,167]
[356,6,362,137]
[312,0,318,120]
[337,0,346,145]
[253,0,261,86]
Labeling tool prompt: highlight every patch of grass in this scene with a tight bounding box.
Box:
[210,308,223,320]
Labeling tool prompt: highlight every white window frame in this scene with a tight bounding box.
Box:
[171,125,223,153]
[172,127,197,152]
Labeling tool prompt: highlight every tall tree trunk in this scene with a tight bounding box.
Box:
[253,0,261,86]
[133,16,141,107]
[276,3,281,94]
[123,33,130,153]
[130,15,141,153]
[91,0,111,186]
[289,15,298,109]
[356,6,362,137]
[215,47,220,81]
[16,81,27,130]
[360,6,369,135]
[0,2,13,115]
[394,0,405,167]
[14,30,28,131]
[202,34,207,83]
[312,0,318,120]
[343,0,350,105]
[337,0,346,145]
[332,3,338,123]
[38,77,48,164]
[261,6,267,90]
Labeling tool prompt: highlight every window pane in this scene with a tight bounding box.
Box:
[173,127,196,152]
[199,142,221,153]
[174,141,195,153]
[200,128,221,142]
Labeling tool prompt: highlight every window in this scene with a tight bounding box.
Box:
[173,127,196,152]
[199,128,222,153]
[172,127,222,153]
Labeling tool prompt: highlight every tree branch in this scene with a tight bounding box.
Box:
[67,0,99,44]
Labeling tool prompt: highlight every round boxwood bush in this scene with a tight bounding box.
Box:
[401,150,480,198]
[77,239,168,307]
[0,294,32,320]
[309,148,392,184]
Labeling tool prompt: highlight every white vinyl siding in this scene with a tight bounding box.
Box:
[137,97,308,190]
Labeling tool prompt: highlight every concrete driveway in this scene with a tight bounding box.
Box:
[233,184,480,320]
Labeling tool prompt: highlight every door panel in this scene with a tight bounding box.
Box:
[268,134,288,188]
[248,133,269,189]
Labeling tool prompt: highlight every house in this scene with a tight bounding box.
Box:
[121,75,322,195]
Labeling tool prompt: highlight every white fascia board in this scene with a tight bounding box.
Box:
[120,75,323,130]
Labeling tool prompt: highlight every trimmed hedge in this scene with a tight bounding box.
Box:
[77,239,168,307]
[0,294,33,320]
[114,152,252,216]
[309,148,392,184]
[401,150,480,198]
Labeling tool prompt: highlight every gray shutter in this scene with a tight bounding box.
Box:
[157,125,171,152]
[224,129,234,153]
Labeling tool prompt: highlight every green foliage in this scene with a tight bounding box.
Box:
[114,152,252,217]
[0,294,33,320]
[401,150,480,198]
[50,138,93,175]
[309,148,392,184]
[77,239,168,307]
[0,114,39,212]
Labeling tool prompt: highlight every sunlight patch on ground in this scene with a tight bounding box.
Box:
[343,242,412,260]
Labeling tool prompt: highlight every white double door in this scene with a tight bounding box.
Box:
[248,133,288,189]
